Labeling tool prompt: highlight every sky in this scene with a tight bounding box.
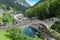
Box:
[25,0,39,6]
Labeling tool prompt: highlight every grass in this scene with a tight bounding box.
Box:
[0,30,11,40]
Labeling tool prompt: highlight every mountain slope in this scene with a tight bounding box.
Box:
[15,0,30,8]
[0,0,30,11]
[24,0,60,19]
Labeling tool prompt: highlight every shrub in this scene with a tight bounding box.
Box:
[2,12,13,24]
[51,21,60,33]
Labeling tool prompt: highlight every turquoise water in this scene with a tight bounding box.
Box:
[23,26,36,37]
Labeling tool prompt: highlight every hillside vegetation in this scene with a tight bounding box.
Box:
[24,0,60,20]
[0,0,30,12]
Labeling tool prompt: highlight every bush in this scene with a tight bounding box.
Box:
[2,12,13,24]
[7,26,25,40]
[51,21,60,33]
